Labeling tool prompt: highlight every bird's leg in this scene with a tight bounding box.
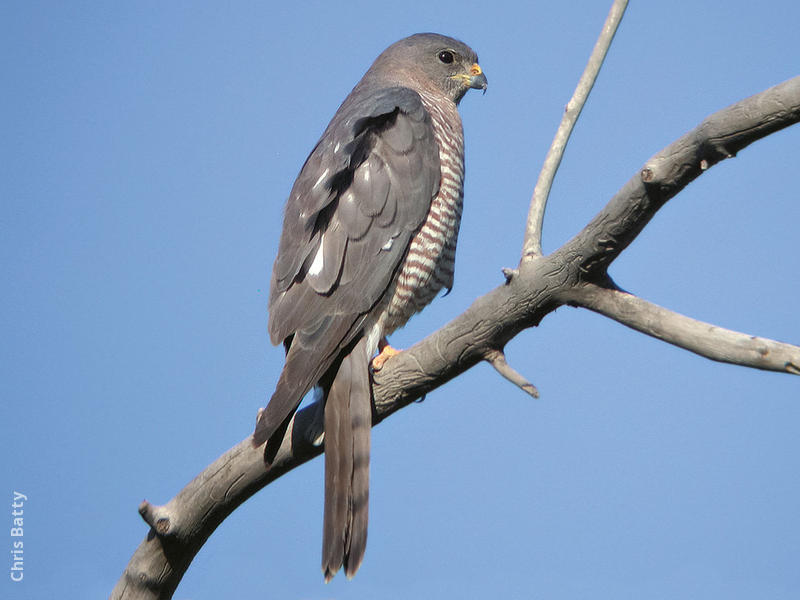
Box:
[371,337,402,371]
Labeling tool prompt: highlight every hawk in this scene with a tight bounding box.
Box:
[252,33,486,581]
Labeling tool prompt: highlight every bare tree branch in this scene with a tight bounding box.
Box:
[568,281,800,374]
[112,72,800,599]
[557,75,800,275]
[522,0,629,259]
[484,348,540,398]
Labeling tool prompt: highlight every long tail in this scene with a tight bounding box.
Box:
[321,336,371,582]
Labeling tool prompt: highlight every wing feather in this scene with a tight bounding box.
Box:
[254,86,440,446]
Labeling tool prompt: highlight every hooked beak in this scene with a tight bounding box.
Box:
[451,63,488,93]
[467,63,488,91]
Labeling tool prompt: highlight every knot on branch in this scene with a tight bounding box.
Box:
[138,500,174,537]
[501,267,517,283]
[642,135,739,187]
[119,566,162,595]
[639,157,678,186]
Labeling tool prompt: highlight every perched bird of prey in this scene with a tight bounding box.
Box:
[252,33,486,581]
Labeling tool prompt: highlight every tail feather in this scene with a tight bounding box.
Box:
[322,337,371,581]
[344,367,370,579]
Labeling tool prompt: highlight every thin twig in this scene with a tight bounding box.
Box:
[522,0,629,259]
[484,348,540,398]
[569,282,800,374]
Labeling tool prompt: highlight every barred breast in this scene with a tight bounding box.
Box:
[378,91,465,337]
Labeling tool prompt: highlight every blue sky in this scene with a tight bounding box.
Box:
[2,1,799,598]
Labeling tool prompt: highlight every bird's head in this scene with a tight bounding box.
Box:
[368,33,487,104]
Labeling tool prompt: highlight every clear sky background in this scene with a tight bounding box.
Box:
[3,2,799,599]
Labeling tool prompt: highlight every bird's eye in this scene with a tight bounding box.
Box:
[438,50,455,64]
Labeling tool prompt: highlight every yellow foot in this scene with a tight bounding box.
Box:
[371,344,401,371]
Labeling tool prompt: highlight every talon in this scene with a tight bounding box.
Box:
[372,344,401,371]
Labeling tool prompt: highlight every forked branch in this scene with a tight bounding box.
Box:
[522,0,629,259]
